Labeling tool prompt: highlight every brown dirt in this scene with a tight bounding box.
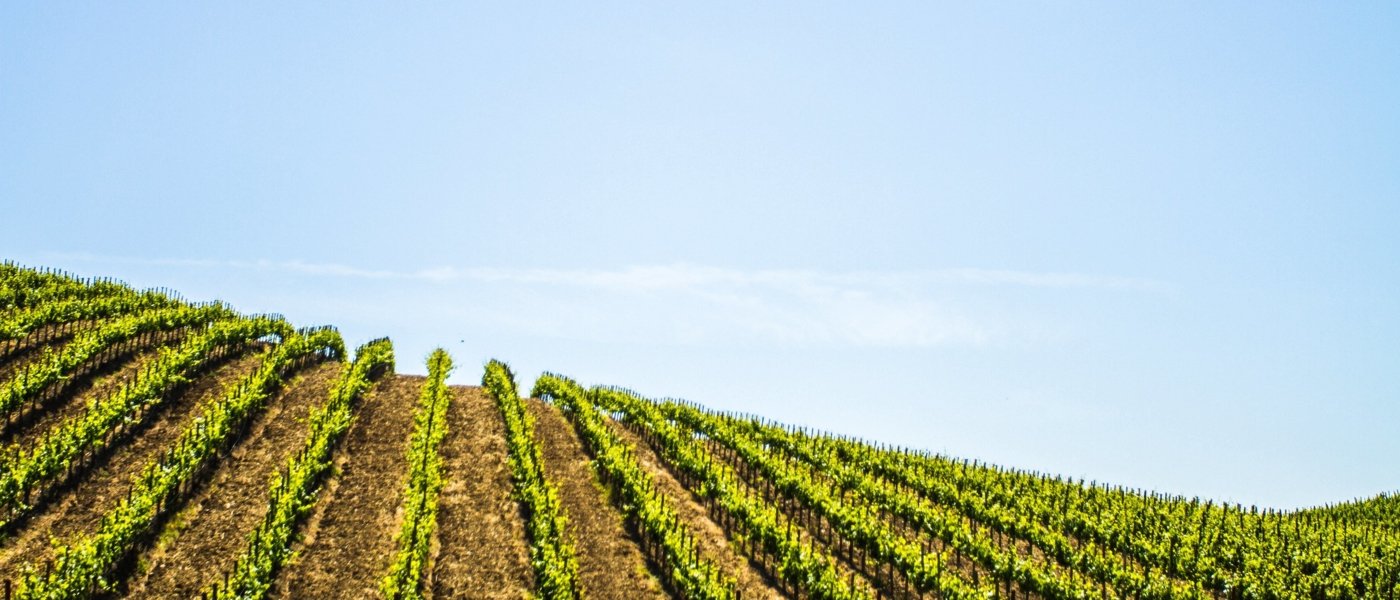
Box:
[124,361,343,598]
[526,398,667,600]
[607,420,786,600]
[0,349,264,576]
[270,375,423,600]
[429,386,534,599]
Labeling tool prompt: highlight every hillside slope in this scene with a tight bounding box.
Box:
[0,262,1395,600]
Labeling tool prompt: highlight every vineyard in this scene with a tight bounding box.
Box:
[0,261,1394,600]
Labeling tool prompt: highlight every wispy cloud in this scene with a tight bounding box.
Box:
[42,255,438,280]
[33,253,1168,349]
[437,265,1169,293]
[45,253,1167,291]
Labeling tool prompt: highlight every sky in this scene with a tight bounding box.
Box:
[3,3,1398,509]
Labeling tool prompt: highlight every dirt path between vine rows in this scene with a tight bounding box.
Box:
[527,398,667,600]
[0,349,262,577]
[607,419,786,599]
[125,361,342,598]
[270,375,423,599]
[429,386,534,599]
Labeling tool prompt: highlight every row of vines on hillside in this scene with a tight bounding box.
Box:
[0,316,291,528]
[0,264,183,315]
[533,374,744,600]
[590,383,903,600]
[842,432,1400,599]
[662,399,1011,600]
[3,323,180,433]
[203,338,395,600]
[762,420,1205,600]
[11,327,344,599]
[693,401,1400,600]
[0,293,185,344]
[380,349,454,600]
[484,360,581,599]
[664,400,1180,600]
[0,305,235,418]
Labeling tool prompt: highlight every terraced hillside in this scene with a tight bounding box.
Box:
[0,262,1395,600]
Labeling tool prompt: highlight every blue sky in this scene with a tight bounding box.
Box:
[3,3,1398,509]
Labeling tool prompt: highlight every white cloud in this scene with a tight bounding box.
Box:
[33,253,1167,349]
[42,253,1168,291]
[439,264,1167,293]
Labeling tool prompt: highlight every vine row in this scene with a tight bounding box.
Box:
[380,349,454,600]
[203,338,395,600]
[0,305,235,418]
[10,326,344,599]
[484,360,581,599]
[533,375,745,600]
[0,316,292,528]
[0,264,181,315]
[0,293,184,344]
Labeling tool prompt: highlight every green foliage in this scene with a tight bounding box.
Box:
[772,424,1200,599]
[380,349,453,600]
[851,438,1400,599]
[485,360,580,600]
[11,327,344,599]
[0,263,171,314]
[0,316,292,526]
[1310,492,1400,531]
[0,292,185,342]
[0,304,236,417]
[657,399,1400,600]
[533,374,747,600]
[205,338,395,600]
[650,399,991,600]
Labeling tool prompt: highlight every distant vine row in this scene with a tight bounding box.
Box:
[484,360,581,599]
[380,349,453,600]
[0,263,179,314]
[0,293,185,343]
[664,400,1181,600]
[784,424,1206,599]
